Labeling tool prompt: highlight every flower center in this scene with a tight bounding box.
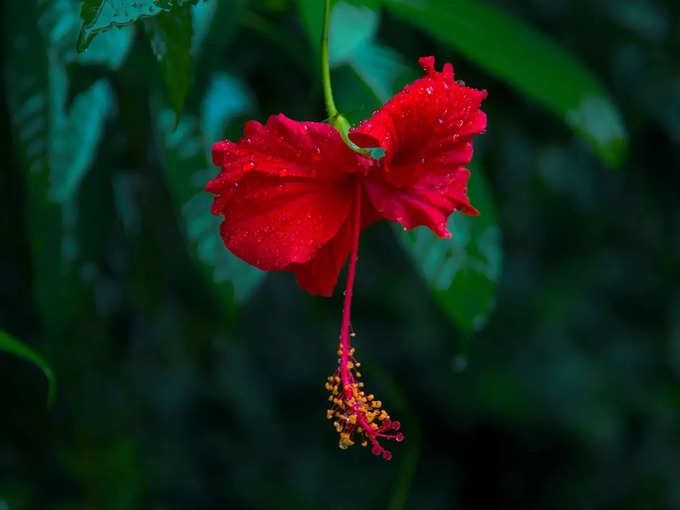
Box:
[325,180,404,460]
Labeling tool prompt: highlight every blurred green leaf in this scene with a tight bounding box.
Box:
[156,75,265,305]
[0,330,56,406]
[379,0,628,168]
[200,72,253,162]
[328,2,378,66]
[297,0,325,59]
[397,166,502,333]
[190,0,217,55]
[49,78,115,202]
[5,0,67,327]
[77,0,197,51]
[348,43,410,103]
[146,5,193,122]
[42,0,134,68]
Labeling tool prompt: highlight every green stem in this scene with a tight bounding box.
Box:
[320,0,354,147]
[321,0,338,119]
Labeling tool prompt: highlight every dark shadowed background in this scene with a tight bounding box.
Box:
[1,0,680,508]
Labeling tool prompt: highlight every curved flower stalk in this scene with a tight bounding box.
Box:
[206,56,486,459]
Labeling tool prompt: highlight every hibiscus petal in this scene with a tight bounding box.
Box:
[348,57,486,236]
[209,114,370,185]
[207,115,369,292]
[364,165,477,238]
[287,187,381,296]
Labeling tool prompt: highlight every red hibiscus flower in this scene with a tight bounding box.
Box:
[207,56,487,459]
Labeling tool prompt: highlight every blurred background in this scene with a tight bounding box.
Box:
[1,0,679,508]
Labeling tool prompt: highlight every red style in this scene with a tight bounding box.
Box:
[207,57,487,459]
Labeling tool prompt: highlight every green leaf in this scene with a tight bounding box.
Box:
[190,0,217,55]
[0,330,56,406]
[156,74,265,304]
[6,0,66,326]
[6,0,99,328]
[200,73,252,162]
[397,165,502,333]
[77,0,197,51]
[49,78,115,202]
[328,2,378,66]
[379,0,627,168]
[41,0,134,68]
[145,5,193,121]
[348,43,410,103]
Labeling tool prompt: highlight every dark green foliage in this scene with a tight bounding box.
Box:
[145,6,194,121]
[379,0,628,168]
[77,0,197,51]
[2,0,679,509]
[0,330,55,406]
[398,165,501,334]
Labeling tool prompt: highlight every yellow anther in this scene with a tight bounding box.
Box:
[339,433,354,447]
[372,400,382,408]
[367,394,374,401]
[349,414,357,424]
[355,372,362,378]
[346,362,353,369]
[361,441,367,447]
[326,410,334,419]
